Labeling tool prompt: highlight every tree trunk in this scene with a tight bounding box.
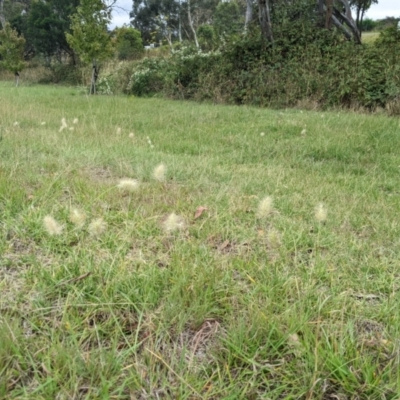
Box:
[91,61,98,95]
[319,0,361,44]
[187,0,199,48]
[15,72,20,88]
[0,0,5,28]
[325,0,333,29]
[178,0,182,42]
[245,0,253,32]
[258,0,273,43]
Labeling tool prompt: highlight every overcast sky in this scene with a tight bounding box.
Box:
[110,0,400,29]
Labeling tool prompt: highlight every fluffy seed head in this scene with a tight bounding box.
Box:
[116,127,121,135]
[41,122,46,126]
[88,218,107,236]
[44,215,64,236]
[13,121,19,126]
[267,228,281,249]
[129,132,135,138]
[117,178,139,192]
[73,118,79,124]
[59,118,68,132]
[260,132,265,137]
[315,203,327,223]
[257,196,273,218]
[163,213,185,232]
[69,208,86,228]
[153,164,166,182]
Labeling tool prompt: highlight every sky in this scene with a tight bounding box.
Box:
[110,0,400,29]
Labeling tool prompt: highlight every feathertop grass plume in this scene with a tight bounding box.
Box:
[163,213,185,232]
[88,218,107,236]
[129,132,135,138]
[260,132,265,137]
[69,208,86,228]
[257,196,273,218]
[315,203,327,223]
[267,228,281,249]
[44,215,64,235]
[13,121,19,126]
[117,178,139,192]
[41,122,46,126]
[59,118,68,132]
[73,118,79,124]
[153,163,166,182]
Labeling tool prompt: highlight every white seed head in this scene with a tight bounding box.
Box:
[59,118,68,132]
[117,178,140,192]
[41,122,46,125]
[88,218,107,236]
[315,203,327,223]
[44,215,64,236]
[129,132,135,138]
[153,163,166,182]
[163,213,185,232]
[301,129,307,136]
[260,132,265,137]
[69,127,74,131]
[116,127,121,135]
[257,196,273,218]
[13,121,19,126]
[69,208,86,228]
[267,228,281,249]
[73,118,79,124]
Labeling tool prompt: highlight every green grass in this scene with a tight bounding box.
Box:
[362,31,380,44]
[1,81,400,399]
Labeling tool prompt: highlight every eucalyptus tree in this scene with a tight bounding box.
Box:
[349,0,378,34]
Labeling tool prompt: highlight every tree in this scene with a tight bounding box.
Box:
[258,0,273,43]
[130,0,180,45]
[349,0,378,35]
[316,0,361,43]
[213,0,243,39]
[113,26,143,60]
[66,0,113,94]
[0,22,26,86]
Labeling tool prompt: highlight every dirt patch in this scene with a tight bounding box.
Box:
[82,166,115,184]
[208,235,252,256]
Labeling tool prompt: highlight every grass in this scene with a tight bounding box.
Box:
[361,31,380,44]
[1,81,400,399]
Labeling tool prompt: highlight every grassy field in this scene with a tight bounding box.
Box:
[1,82,400,399]
[361,31,380,44]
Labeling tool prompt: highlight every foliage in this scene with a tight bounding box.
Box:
[197,24,215,51]
[127,57,172,96]
[0,22,25,74]
[212,0,243,39]
[360,17,377,32]
[66,0,112,65]
[125,22,400,111]
[130,0,180,44]
[113,26,144,60]
[26,0,78,58]
[375,23,400,46]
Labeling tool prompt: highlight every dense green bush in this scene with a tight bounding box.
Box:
[125,23,400,112]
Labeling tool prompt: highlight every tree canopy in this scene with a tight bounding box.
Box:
[0,22,26,85]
